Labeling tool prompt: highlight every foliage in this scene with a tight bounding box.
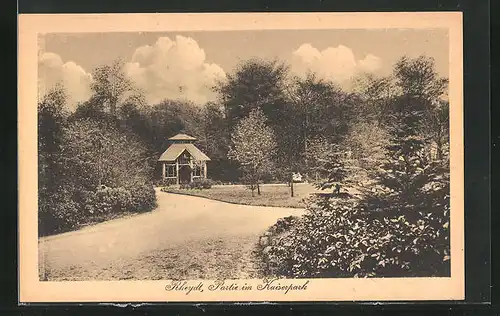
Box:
[286,73,352,148]
[89,59,145,115]
[228,108,277,196]
[61,119,153,188]
[156,178,177,187]
[261,195,450,278]
[373,56,448,207]
[276,74,355,190]
[261,55,450,278]
[38,183,81,236]
[38,85,73,236]
[38,117,157,236]
[149,100,204,149]
[423,100,450,160]
[199,102,240,182]
[215,58,289,126]
[393,56,448,101]
[82,186,133,216]
[304,137,354,192]
[351,73,397,125]
[179,178,214,190]
[128,182,157,212]
[38,85,68,199]
[37,53,451,279]
[343,120,390,181]
[268,216,300,235]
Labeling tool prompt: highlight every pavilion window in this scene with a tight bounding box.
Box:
[166,164,177,177]
[193,164,202,177]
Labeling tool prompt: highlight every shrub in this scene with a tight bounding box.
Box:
[82,186,133,216]
[39,183,158,237]
[268,216,299,235]
[155,178,177,187]
[182,178,214,190]
[160,186,170,192]
[262,195,450,278]
[128,183,157,212]
[38,186,82,236]
[38,119,158,236]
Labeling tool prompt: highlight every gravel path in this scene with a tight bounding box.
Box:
[38,189,304,281]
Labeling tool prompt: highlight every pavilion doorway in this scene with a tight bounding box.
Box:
[178,165,192,184]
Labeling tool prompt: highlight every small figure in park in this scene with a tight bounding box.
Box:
[335,183,341,195]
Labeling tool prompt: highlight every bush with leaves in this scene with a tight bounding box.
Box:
[155,178,177,187]
[262,194,450,278]
[179,178,214,190]
[38,184,82,236]
[38,118,157,236]
[268,216,300,235]
[82,186,133,217]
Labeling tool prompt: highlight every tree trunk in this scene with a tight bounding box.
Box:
[290,177,294,197]
[109,96,118,116]
[257,182,261,195]
[436,133,443,160]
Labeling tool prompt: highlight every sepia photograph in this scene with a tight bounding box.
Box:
[19,12,464,302]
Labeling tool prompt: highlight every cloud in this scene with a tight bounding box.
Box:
[291,43,382,85]
[358,54,383,73]
[124,35,226,105]
[38,52,93,110]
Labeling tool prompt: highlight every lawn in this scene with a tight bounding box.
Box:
[164,183,320,208]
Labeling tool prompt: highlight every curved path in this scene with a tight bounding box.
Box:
[38,189,304,281]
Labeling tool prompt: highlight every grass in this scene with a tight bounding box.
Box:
[164,183,320,208]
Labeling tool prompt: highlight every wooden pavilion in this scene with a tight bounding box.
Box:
[158,133,211,184]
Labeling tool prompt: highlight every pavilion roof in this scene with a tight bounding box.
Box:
[168,133,197,141]
[158,143,210,162]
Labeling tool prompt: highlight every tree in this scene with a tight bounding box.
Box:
[228,108,277,196]
[344,120,391,179]
[61,120,153,190]
[38,85,68,207]
[199,102,240,182]
[393,56,448,102]
[286,73,347,154]
[272,100,303,197]
[148,99,204,153]
[423,99,449,160]
[262,55,451,279]
[89,59,144,116]
[305,137,353,194]
[351,73,397,126]
[215,58,289,128]
[372,56,449,209]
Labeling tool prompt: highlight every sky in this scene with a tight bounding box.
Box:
[38,29,449,110]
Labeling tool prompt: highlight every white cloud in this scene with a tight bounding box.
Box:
[38,52,93,110]
[125,35,226,105]
[38,35,226,111]
[291,43,382,85]
[358,54,383,73]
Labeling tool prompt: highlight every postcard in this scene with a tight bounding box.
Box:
[18,12,464,302]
